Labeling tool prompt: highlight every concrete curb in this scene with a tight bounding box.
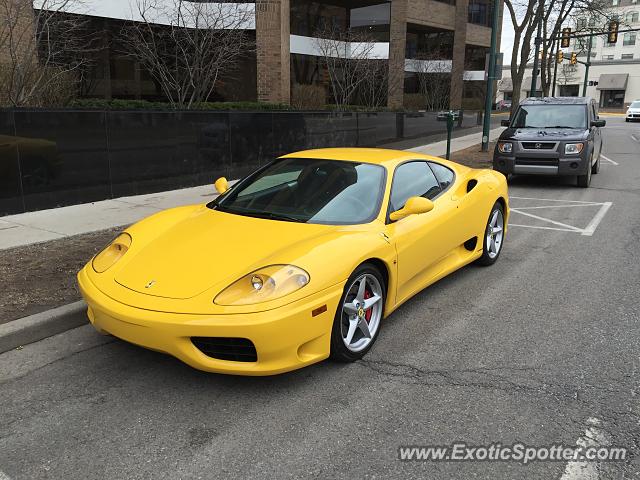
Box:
[0,301,87,354]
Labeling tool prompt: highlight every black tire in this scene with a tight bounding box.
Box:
[591,154,600,174]
[330,263,386,362]
[577,158,592,188]
[626,118,630,122]
[476,202,505,267]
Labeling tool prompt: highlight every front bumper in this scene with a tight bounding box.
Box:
[78,267,344,375]
[493,149,590,176]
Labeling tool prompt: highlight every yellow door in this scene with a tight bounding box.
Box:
[384,161,459,303]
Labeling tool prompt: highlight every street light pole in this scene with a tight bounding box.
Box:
[552,51,559,96]
[582,29,593,96]
[481,0,501,152]
[530,0,544,96]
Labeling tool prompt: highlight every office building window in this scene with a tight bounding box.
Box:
[624,33,636,46]
[626,11,639,23]
[622,53,634,59]
[602,54,614,60]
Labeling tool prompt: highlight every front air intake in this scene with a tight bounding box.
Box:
[192,337,257,362]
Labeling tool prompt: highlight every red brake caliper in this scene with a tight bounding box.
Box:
[364,289,373,323]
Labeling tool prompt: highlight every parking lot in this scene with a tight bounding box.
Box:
[1,115,639,479]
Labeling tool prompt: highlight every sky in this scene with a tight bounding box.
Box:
[501,13,516,65]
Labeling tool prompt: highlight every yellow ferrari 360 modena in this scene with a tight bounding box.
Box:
[78,148,508,375]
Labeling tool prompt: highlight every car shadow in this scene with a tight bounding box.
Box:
[507,174,579,190]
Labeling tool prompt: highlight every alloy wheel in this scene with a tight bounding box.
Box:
[486,208,504,259]
[340,273,383,353]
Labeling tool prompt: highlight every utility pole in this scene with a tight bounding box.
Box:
[552,52,559,96]
[481,0,500,152]
[582,29,593,96]
[530,0,544,96]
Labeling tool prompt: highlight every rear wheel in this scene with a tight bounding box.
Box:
[330,264,385,362]
[476,202,505,266]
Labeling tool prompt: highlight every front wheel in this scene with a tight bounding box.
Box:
[330,264,386,362]
[591,154,600,174]
[577,158,592,188]
[476,202,505,266]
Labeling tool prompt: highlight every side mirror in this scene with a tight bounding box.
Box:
[214,177,228,194]
[389,196,434,222]
[591,119,606,127]
[501,119,511,127]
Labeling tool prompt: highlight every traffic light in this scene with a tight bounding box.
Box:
[561,27,571,48]
[570,52,578,65]
[608,20,619,44]
[557,50,564,63]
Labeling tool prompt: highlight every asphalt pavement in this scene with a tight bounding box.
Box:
[1,116,639,479]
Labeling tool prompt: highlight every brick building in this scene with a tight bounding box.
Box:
[1,0,503,109]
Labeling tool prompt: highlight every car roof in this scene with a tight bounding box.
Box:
[280,147,439,167]
[520,96,592,105]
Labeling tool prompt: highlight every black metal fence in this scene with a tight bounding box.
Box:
[0,109,484,216]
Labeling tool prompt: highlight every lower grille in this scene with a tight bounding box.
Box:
[192,337,258,362]
[515,157,559,166]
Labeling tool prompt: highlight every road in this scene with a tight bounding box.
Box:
[1,116,639,479]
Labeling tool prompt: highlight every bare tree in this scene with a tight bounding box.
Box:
[505,0,539,113]
[314,26,381,110]
[505,0,612,111]
[121,0,253,108]
[358,59,389,109]
[0,0,96,106]
[408,53,451,111]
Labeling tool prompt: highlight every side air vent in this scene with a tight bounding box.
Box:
[464,237,478,251]
[466,179,478,193]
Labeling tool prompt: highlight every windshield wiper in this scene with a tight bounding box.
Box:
[222,208,304,223]
[548,125,576,129]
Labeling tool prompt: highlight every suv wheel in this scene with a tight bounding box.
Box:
[591,154,600,174]
[577,158,592,188]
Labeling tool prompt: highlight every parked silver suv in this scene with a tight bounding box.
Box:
[493,97,605,188]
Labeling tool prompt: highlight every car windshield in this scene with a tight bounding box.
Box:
[630,101,640,108]
[209,158,386,225]
[511,104,587,129]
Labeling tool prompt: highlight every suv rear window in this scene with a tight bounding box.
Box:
[511,104,587,129]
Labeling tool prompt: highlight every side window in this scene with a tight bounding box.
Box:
[428,162,455,190]
[390,161,441,211]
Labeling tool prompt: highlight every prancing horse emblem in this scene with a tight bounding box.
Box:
[145,280,156,289]
[358,307,365,317]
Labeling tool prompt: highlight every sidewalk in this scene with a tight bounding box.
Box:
[0,126,504,250]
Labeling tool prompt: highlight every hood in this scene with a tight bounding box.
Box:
[501,128,587,141]
[628,108,640,113]
[114,208,336,299]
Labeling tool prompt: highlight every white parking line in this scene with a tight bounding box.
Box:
[630,134,640,143]
[560,417,608,480]
[581,202,613,236]
[509,208,584,232]
[508,196,613,236]
[508,223,578,233]
[515,204,600,210]
[0,470,12,480]
[510,196,603,205]
[600,155,619,166]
